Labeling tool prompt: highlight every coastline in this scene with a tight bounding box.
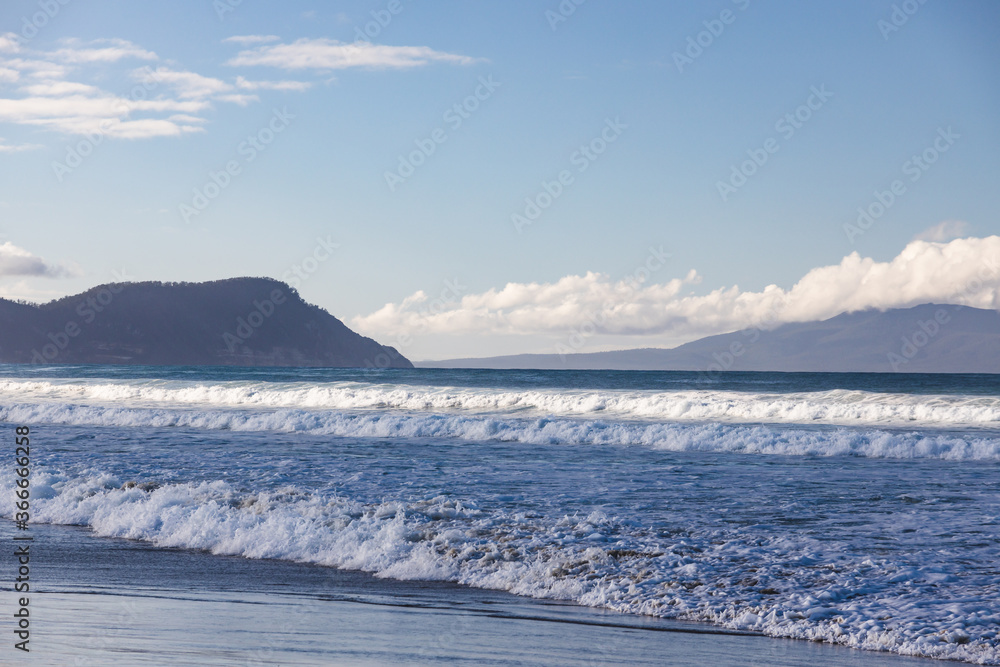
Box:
[5,522,959,666]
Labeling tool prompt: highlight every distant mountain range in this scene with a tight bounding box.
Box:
[0,278,412,368]
[419,304,1000,374]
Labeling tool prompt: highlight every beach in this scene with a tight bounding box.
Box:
[9,522,958,666]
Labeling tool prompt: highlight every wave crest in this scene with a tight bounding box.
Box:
[1,379,999,427]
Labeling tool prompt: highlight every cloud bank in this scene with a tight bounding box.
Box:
[352,235,1000,343]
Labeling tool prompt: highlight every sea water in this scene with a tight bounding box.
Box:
[1,365,998,663]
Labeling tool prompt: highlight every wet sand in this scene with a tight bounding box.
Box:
[6,523,960,666]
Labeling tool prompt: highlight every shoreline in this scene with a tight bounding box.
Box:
[4,522,960,666]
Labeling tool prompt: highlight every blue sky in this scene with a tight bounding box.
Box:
[1,0,998,360]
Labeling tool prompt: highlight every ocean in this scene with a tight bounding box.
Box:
[2,365,999,664]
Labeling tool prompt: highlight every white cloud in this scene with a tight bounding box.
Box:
[0,138,42,152]
[214,93,259,106]
[225,37,480,70]
[143,66,233,99]
[166,113,208,124]
[223,35,281,45]
[0,93,210,137]
[98,117,206,139]
[19,80,101,96]
[913,219,970,243]
[2,58,68,80]
[235,76,312,91]
[0,242,76,277]
[0,35,452,143]
[352,236,1000,342]
[0,34,318,141]
[0,33,21,54]
[48,38,157,63]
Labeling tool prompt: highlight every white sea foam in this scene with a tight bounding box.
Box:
[1,378,999,428]
[2,401,999,460]
[5,469,998,665]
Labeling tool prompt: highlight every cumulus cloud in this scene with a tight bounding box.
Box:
[913,220,970,243]
[0,242,76,277]
[225,37,480,70]
[352,236,1000,341]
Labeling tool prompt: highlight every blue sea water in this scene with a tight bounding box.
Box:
[1,365,999,663]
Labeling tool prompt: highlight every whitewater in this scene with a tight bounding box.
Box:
[1,365,998,664]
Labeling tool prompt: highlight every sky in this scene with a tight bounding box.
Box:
[1,0,998,361]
